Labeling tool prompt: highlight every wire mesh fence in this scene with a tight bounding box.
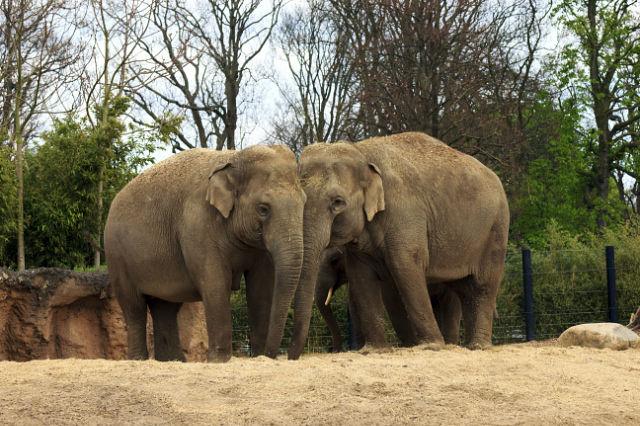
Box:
[229,246,640,355]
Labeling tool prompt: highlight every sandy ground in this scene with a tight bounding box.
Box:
[0,342,638,425]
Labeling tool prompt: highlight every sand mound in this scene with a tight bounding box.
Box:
[0,343,638,424]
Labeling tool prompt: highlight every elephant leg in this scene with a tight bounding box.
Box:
[347,297,364,350]
[318,297,343,353]
[199,268,233,363]
[148,297,185,362]
[430,284,462,345]
[380,278,418,347]
[383,236,444,345]
[315,254,344,353]
[346,252,388,348]
[115,284,149,360]
[245,256,274,356]
[451,275,497,349]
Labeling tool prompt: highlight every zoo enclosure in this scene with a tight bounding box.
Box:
[228,246,640,354]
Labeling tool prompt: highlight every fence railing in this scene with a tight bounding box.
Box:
[229,246,640,354]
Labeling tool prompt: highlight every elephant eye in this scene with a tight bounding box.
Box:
[256,203,271,218]
[331,197,346,212]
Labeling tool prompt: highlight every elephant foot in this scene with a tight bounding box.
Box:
[127,354,149,361]
[287,351,301,361]
[155,352,186,362]
[207,350,232,363]
[415,342,445,351]
[127,349,149,360]
[358,344,394,355]
[466,341,491,350]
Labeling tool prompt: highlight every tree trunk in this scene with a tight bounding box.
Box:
[587,0,611,229]
[13,20,25,272]
[224,77,237,150]
[15,127,25,272]
[94,165,104,268]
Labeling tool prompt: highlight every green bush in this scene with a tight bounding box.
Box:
[0,146,17,267]
[495,222,640,342]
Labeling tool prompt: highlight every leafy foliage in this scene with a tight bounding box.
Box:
[0,146,17,267]
[496,222,640,342]
[0,113,155,268]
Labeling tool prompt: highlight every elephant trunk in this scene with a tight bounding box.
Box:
[287,218,331,359]
[263,218,304,359]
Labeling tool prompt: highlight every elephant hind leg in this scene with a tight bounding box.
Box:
[380,279,418,347]
[115,286,149,360]
[430,284,462,345]
[450,275,498,349]
[148,298,185,362]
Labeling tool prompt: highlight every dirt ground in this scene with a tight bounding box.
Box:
[0,342,638,425]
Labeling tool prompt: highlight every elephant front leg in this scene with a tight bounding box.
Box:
[245,256,275,356]
[347,297,364,350]
[383,239,444,346]
[380,278,418,347]
[201,284,233,363]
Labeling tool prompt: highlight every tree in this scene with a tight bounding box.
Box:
[24,114,154,268]
[132,0,282,151]
[510,94,600,244]
[81,0,149,267]
[555,0,640,227]
[1,0,81,270]
[0,145,16,266]
[327,0,549,195]
[272,0,357,153]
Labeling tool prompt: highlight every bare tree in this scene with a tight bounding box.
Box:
[271,0,357,153]
[129,0,225,151]
[1,0,81,270]
[132,0,282,151]
[326,0,548,194]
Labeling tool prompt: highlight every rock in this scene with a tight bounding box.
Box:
[558,323,640,350]
[0,268,208,361]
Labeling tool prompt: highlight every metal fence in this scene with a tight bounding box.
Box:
[229,246,640,354]
[493,246,639,343]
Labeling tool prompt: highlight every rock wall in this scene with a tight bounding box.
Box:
[0,268,208,361]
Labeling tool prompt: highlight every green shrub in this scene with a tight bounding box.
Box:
[495,222,640,342]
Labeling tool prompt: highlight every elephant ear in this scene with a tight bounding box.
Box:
[207,162,235,218]
[363,163,385,222]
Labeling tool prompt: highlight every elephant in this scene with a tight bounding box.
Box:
[104,145,305,362]
[315,247,351,352]
[288,131,509,359]
[317,247,462,352]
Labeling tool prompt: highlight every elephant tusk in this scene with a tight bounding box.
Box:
[324,287,334,306]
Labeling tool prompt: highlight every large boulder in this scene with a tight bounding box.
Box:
[0,268,208,361]
[558,322,640,350]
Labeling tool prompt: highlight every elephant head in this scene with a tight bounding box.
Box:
[208,145,305,358]
[288,142,385,359]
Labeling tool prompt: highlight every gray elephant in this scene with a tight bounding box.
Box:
[104,146,305,362]
[289,132,509,359]
[317,248,462,351]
